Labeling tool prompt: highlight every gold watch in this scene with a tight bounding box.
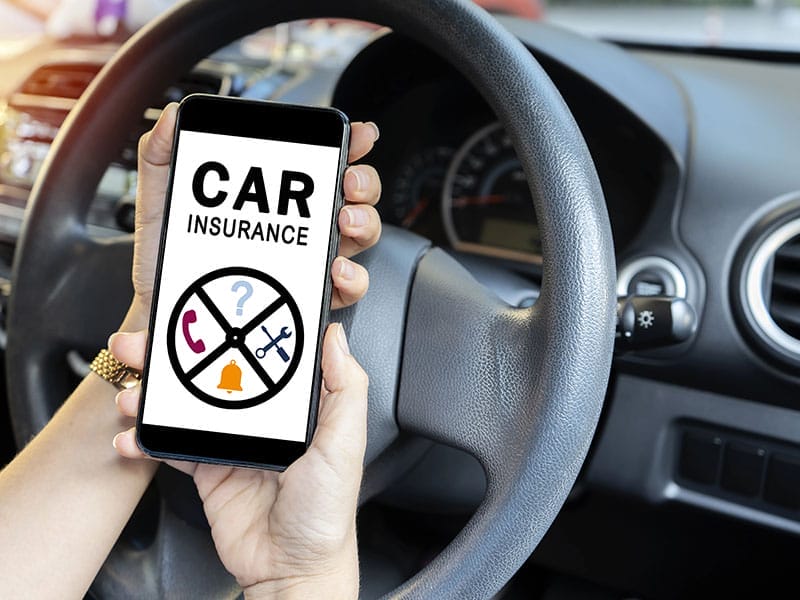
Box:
[89,349,142,390]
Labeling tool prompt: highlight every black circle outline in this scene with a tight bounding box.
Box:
[167,267,304,409]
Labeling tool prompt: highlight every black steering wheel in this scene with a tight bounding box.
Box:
[6,0,615,597]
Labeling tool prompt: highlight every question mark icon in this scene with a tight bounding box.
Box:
[231,280,253,317]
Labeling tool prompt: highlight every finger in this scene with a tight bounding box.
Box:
[338,204,382,258]
[313,324,368,474]
[115,386,140,419]
[348,121,380,163]
[139,102,178,168]
[112,423,198,475]
[136,102,178,226]
[112,427,148,460]
[108,330,148,370]
[343,164,381,206]
[331,257,369,310]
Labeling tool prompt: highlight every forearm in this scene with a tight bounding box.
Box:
[0,307,156,598]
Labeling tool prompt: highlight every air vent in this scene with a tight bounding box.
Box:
[736,195,800,367]
[770,233,800,340]
[19,64,101,99]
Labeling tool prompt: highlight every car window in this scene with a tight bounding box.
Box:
[2,0,799,53]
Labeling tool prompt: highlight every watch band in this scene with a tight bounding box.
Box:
[89,349,142,390]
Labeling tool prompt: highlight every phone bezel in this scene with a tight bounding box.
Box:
[136,94,350,471]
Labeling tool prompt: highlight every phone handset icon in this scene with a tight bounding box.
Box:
[181,310,206,354]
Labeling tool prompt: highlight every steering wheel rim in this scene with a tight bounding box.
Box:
[7,0,615,597]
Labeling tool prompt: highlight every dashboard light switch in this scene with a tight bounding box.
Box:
[614,295,697,351]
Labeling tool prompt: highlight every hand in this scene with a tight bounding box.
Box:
[123,102,382,330]
[111,324,367,598]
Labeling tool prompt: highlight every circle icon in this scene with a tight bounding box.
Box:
[167,267,304,409]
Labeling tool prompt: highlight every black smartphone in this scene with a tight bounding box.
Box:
[136,94,350,471]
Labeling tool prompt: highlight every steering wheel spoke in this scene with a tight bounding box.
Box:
[95,493,238,598]
[44,234,134,353]
[335,226,431,464]
[397,248,543,466]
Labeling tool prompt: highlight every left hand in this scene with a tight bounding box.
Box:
[124,103,382,330]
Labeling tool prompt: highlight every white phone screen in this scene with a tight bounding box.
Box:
[141,127,342,444]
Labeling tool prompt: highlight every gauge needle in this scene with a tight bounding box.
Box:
[452,194,506,208]
[402,197,430,228]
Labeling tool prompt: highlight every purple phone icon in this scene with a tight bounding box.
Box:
[182,309,205,354]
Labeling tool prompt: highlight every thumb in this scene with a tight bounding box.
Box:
[312,324,369,475]
[139,102,178,169]
[136,102,178,226]
[108,330,148,370]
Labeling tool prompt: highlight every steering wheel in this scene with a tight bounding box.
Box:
[6,0,615,597]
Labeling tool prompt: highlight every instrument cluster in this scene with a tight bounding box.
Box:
[384,120,542,264]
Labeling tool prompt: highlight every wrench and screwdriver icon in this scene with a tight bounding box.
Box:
[255,326,292,362]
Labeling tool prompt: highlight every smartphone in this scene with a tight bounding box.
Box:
[136,94,350,471]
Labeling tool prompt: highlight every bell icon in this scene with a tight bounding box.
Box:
[217,360,243,394]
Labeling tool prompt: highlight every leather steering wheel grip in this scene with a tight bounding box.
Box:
[7,0,615,598]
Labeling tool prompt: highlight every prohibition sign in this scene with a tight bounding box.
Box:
[167,267,304,409]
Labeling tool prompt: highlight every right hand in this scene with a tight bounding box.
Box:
[110,324,368,598]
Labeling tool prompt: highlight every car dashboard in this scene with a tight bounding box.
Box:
[2,16,800,599]
[336,33,667,272]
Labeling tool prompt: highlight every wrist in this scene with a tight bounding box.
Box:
[243,534,359,600]
[243,573,358,600]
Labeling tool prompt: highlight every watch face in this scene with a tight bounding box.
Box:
[117,371,142,389]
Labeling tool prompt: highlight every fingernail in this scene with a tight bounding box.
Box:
[338,258,356,280]
[112,433,121,449]
[342,206,368,227]
[336,324,351,356]
[366,121,380,142]
[346,167,368,193]
[114,387,134,407]
[162,102,178,122]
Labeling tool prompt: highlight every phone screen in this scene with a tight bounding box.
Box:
[138,96,349,469]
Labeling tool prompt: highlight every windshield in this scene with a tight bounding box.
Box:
[547,0,800,51]
[0,0,799,53]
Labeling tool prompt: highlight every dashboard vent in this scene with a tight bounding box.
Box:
[19,64,101,99]
[737,198,800,367]
[769,234,800,340]
[18,63,227,106]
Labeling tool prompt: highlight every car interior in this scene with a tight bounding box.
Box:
[1,0,800,598]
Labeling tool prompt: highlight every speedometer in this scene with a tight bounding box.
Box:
[442,122,541,262]
[389,146,454,241]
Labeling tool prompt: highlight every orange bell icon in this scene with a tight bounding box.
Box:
[217,360,243,393]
